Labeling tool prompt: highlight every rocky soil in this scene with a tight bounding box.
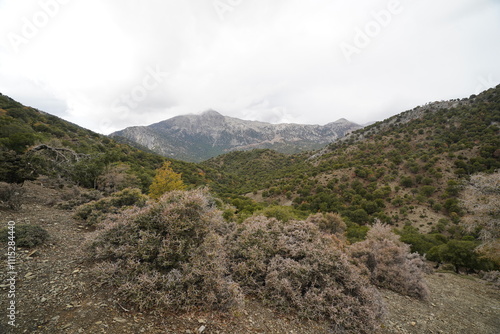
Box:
[1,181,499,333]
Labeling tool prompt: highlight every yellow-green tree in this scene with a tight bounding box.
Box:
[148,161,186,199]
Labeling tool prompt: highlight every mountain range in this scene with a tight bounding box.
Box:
[110,110,361,162]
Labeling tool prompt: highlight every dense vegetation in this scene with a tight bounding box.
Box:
[0,93,208,190]
[1,87,498,331]
[1,86,499,276]
[201,86,500,271]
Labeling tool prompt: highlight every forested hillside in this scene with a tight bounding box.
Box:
[202,86,500,269]
[0,87,499,333]
[0,93,208,191]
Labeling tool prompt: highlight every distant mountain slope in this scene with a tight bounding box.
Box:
[110,110,361,162]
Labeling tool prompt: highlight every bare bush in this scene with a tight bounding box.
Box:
[306,212,347,235]
[96,163,141,194]
[349,222,429,299]
[85,189,242,312]
[481,270,500,289]
[226,215,383,333]
[0,182,25,210]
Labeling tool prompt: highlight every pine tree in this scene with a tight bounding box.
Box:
[148,161,186,199]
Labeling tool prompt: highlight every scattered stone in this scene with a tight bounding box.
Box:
[198,325,206,333]
[113,317,127,323]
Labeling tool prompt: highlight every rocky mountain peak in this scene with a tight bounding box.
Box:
[201,109,224,118]
[110,111,362,162]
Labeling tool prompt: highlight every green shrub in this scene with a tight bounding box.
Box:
[400,176,414,188]
[428,239,497,273]
[86,189,241,312]
[397,226,447,255]
[226,215,383,333]
[346,223,370,243]
[74,188,147,227]
[0,224,49,248]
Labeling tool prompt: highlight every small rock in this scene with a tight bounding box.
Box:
[198,326,206,333]
[40,297,47,303]
[198,319,206,324]
[113,317,127,323]
[410,321,416,326]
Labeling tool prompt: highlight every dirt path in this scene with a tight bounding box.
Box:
[1,182,499,333]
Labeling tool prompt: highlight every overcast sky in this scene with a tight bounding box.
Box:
[0,0,499,134]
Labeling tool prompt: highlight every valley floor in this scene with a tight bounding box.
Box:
[1,181,499,334]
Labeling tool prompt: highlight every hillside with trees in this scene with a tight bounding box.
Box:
[0,93,209,192]
[0,87,499,333]
[202,85,500,272]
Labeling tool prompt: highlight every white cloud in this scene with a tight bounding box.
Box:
[0,0,499,134]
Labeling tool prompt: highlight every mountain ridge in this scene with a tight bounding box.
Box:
[110,110,362,162]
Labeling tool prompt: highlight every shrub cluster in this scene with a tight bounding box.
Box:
[349,223,429,299]
[306,212,347,235]
[226,215,383,333]
[0,224,49,248]
[83,189,437,332]
[85,189,241,312]
[74,188,148,227]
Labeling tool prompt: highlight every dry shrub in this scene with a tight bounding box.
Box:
[349,222,429,299]
[85,189,242,312]
[481,270,500,289]
[0,182,25,210]
[306,212,347,235]
[460,171,500,264]
[56,188,103,210]
[226,215,383,333]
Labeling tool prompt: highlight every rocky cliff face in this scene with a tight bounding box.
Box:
[110,110,361,162]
